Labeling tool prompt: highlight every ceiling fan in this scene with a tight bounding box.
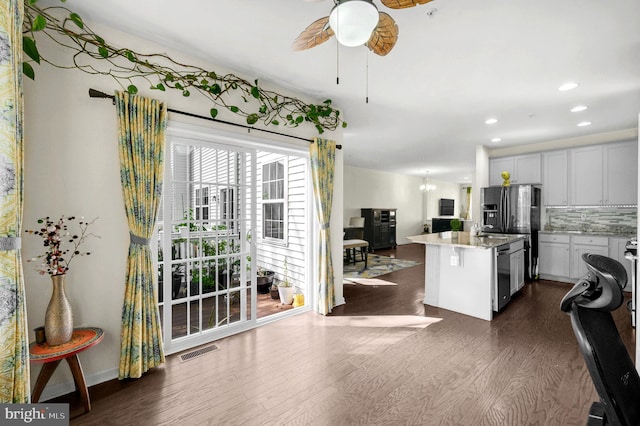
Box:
[293,0,435,56]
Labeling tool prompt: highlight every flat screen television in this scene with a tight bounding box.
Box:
[439,198,454,216]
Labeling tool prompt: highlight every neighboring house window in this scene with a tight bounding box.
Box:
[195,187,209,221]
[262,160,285,241]
[220,187,235,231]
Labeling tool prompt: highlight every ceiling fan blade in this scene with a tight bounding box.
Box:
[366,12,398,56]
[380,0,434,9]
[292,16,335,51]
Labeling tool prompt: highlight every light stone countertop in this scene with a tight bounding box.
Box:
[408,231,525,249]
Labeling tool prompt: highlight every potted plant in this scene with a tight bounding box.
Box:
[256,267,275,294]
[277,258,294,305]
[450,218,462,239]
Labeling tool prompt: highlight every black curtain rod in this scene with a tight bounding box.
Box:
[88,89,342,149]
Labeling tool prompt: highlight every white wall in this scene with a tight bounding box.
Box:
[23,20,343,397]
[343,166,429,243]
[423,179,463,222]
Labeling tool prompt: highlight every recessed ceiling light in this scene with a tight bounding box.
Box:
[577,121,592,127]
[491,138,502,143]
[571,105,588,112]
[558,82,579,91]
[485,118,498,125]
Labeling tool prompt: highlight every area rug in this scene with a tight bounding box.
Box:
[343,254,421,281]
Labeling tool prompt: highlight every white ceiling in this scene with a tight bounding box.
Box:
[59,0,640,183]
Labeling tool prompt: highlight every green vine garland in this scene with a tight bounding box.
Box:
[22,1,346,134]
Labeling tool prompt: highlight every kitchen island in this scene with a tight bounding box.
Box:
[408,232,525,321]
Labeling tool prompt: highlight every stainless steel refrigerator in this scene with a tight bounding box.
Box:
[481,184,541,278]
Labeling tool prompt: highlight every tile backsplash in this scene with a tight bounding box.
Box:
[545,207,637,235]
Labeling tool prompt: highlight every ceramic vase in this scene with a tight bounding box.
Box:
[44,274,73,345]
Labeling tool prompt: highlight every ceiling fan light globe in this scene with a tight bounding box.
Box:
[329,0,379,47]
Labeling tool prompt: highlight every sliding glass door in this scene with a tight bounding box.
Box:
[158,124,312,354]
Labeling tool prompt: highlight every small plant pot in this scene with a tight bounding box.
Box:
[256,270,275,294]
[278,286,295,305]
[172,275,184,299]
[269,286,279,300]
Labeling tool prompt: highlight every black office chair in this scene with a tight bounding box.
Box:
[560,253,640,425]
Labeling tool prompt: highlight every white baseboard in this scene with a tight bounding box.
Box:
[37,366,119,402]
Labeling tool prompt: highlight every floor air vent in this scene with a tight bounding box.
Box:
[179,344,219,362]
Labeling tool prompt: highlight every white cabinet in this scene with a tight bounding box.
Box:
[538,234,570,278]
[542,150,568,206]
[609,237,633,291]
[569,235,609,279]
[569,141,638,206]
[510,249,525,295]
[539,233,634,283]
[570,145,604,205]
[514,154,543,185]
[489,157,515,186]
[489,154,541,186]
[604,141,638,205]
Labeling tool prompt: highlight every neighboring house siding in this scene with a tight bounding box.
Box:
[256,152,307,289]
[165,144,307,291]
[170,146,190,222]
[191,146,240,227]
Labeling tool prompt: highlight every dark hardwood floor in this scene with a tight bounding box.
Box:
[68,243,635,425]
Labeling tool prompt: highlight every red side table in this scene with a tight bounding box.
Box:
[29,327,104,413]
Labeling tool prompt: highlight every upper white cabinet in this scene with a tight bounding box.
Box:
[604,141,638,205]
[514,154,542,185]
[570,145,604,205]
[569,141,637,206]
[493,140,637,206]
[542,150,568,206]
[489,157,514,186]
[489,153,541,186]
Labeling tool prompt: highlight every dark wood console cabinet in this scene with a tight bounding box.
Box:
[361,208,397,251]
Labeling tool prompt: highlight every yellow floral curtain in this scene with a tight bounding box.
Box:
[0,0,29,403]
[310,138,336,315]
[115,91,166,379]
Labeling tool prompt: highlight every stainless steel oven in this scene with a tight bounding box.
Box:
[624,239,637,328]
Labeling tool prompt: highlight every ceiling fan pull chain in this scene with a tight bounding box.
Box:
[336,5,340,85]
[336,43,340,85]
[366,51,369,104]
